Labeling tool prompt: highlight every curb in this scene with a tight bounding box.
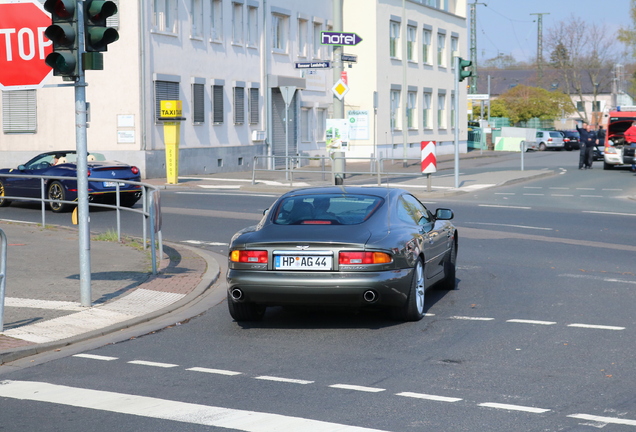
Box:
[0,242,221,366]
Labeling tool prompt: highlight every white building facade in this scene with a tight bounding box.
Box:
[0,0,468,178]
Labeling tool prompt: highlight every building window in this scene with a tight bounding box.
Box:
[437,33,446,66]
[2,90,36,133]
[210,0,223,42]
[592,101,601,112]
[232,2,243,44]
[272,13,288,53]
[313,22,322,58]
[422,29,431,64]
[234,86,245,124]
[247,5,258,47]
[192,83,205,124]
[423,91,432,129]
[437,93,446,128]
[155,80,180,122]
[249,87,259,124]
[407,25,416,62]
[213,84,224,123]
[154,0,178,33]
[390,21,400,58]
[301,107,311,142]
[298,18,308,57]
[407,91,417,129]
[316,108,326,141]
[450,36,458,68]
[576,101,585,112]
[191,0,203,38]
[391,89,401,130]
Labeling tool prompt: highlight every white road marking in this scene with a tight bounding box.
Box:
[182,240,229,246]
[506,319,557,325]
[524,187,542,189]
[5,298,85,311]
[580,195,603,198]
[255,376,314,385]
[549,187,569,190]
[197,185,241,189]
[128,360,179,368]
[576,188,595,190]
[551,194,574,197]
[396,392,462,403]
[523,193,544,196]
[73,354,118,361]
[478,402,550,414]
[568,414,636,426]
[0,381,391,432]
[186,367,242,376]
[567,324,625,331]
[175,191,278,198]
[0,218,38,224]
[329,384,386,393]
[583,210,636,217]
[601,188,623,191]
[450,316,495,321]
[494,192,516,195]
[467,222,552,231]
[478,204,531,209]
[559,274,636,285]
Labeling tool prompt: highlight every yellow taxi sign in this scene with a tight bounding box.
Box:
[160,100,182,118]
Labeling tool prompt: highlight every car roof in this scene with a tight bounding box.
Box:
[279,186,403,199]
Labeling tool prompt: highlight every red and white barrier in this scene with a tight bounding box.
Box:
[421,141,437,174]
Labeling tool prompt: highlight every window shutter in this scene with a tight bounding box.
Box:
[192,83,205,124]
[154,80,180,121]
[2,90,37,133]
[249,88,259,124]
[234,86,245,124]
[213,85,224,123]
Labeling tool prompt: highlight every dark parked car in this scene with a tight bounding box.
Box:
[226,186,458,322]
[0,151,142,212]
[560,130,581,151]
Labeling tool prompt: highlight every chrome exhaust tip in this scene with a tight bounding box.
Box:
[363,290,378,303]
[230,288,244,301]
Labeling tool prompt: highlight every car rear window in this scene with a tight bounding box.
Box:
[273,194,384,225]
[549,132,562,138]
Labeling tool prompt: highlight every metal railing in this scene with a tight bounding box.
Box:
[0,173,163,274]
[251,155,423,187]
[0,228,6,332]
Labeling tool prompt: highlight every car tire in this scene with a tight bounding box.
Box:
[0,180,12,207]
[437,240,457,290]
[539,143,547,151]
[48,180,71,213]
[227,292,265,321]
[391,258,425,322]
[603,161,613,170]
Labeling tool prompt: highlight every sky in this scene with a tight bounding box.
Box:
[471,0,634,64]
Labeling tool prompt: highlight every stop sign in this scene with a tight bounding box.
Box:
[0,0,53,90]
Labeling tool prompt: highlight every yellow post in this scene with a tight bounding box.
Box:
[160,100,183,184]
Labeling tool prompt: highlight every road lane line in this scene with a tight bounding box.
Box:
[478,402,550,414]
[506,319,557,325]
[551,194,574,197]
[329,384,386,393]
[559,274,636,285]
[396,392,462,403]
[450,316,495,321]
[186,367,242,376]
[0,381,392,432]
[583,210,636,217]
[128,360,179,368]
[580,195,603,198]
[568,414,636,426]
[567,324,625,331]
[467,222,552,231]
[255,376,314,385]
[73,354,118,361]
[523,193,544,196]
[478,204,532,209]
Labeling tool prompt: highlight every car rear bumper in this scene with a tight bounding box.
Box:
[227,267,414,308]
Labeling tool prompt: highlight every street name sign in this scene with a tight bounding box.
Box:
[341,54,358,63]
[294,61,331,69]
[321,31,363,46]
[467,94,489,100]
[0,0,53,90]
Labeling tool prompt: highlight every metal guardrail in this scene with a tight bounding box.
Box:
[251,155,423,187]
[0,228,6,332]
[0,173,163,273]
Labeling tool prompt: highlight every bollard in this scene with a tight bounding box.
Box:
[520,140,526,171]
[0,228,7,332]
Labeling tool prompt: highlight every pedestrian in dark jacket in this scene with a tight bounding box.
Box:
[576,122,595,169]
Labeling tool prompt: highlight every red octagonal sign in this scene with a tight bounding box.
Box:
[0,0,53,90]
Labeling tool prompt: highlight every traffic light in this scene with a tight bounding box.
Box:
[43,0,79,80]
[83,1,119,53]
[458,57,472,82]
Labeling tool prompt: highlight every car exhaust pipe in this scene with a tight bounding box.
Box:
[231,288,244,301]
[363,290,377,303]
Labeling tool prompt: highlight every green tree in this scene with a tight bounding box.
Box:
[497,85,575,125]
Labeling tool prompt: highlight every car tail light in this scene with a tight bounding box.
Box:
[231,250,268,263]
[131,166,139,175]
[564,138,570,142]
[548,138,553,142]
[339,251,391,265]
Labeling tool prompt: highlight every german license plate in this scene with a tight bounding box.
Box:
[103,181,126,187]
[274,255,333,270]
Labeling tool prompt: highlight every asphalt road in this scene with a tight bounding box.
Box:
[1,150,636,431]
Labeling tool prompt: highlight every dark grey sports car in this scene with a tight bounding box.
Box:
[226,186,458,322]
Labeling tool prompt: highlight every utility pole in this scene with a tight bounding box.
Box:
[469,1,486,94]
[530,13,549,79]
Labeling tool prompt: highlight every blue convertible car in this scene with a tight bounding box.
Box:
[0,151,142,212]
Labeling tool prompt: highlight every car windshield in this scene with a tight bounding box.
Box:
[273,194,384,225]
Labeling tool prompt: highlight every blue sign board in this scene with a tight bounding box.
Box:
[294,61,332,69]
[321,31,363,46]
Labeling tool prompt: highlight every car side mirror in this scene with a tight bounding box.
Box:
[18,164,26,171]
[435,208,454,220]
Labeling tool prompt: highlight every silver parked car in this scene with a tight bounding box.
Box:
[226,187,458,322]
[536,130,565,151]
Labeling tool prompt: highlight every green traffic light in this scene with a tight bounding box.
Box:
[45,52,77,74]
[458,57,473,82]
[83,0,120,52]
[44,24,76,48]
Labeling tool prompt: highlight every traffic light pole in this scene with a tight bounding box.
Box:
[75,0,91,307]
[453,56,460,189]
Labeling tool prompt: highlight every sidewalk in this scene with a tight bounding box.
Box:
[0,221,219,365]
